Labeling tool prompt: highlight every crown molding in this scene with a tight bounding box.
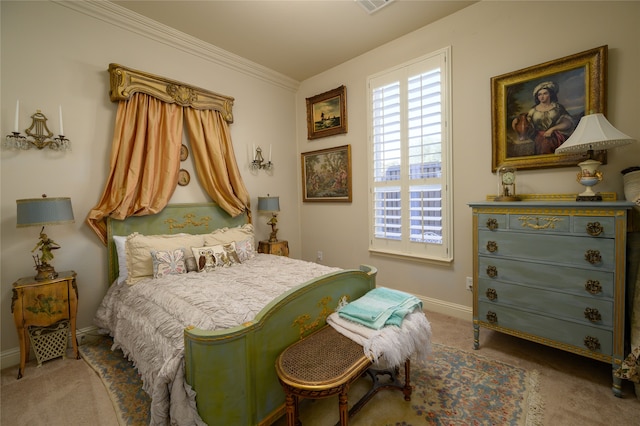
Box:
[52,0,300,92]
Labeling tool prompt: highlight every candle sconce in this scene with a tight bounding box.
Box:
[250,146,273,171]
[4,109,70,151]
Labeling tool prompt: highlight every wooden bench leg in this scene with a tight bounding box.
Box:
[338,386,349,426]
[284,391,301,426]
[403,359,412,401]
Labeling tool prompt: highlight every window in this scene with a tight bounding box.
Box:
[367,47,452,262]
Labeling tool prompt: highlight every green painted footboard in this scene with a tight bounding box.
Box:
[184,264,377,426]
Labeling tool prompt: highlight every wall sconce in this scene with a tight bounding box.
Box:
[17,195,75,280]
[258,195,280,242]
[3,101,70,151]
[250,145,273,171]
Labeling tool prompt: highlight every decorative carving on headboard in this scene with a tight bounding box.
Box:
[164,214,211,231]
[108,63,234,123]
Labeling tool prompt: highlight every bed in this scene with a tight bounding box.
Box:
[96,202,377,425]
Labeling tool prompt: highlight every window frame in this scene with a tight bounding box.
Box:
[366,46,453,263]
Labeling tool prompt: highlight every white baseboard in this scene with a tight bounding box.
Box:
[0,325,100,370]
[417,295,473,322]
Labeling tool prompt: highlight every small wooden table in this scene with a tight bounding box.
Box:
[11,270,79,379]
[258,240,289,257]
[275,325,411,426]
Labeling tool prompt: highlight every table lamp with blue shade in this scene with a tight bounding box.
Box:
[258,195,280,242]
[17,195,74,280]
[555,113,636,201]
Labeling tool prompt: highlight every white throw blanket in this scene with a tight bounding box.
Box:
[327,307,432,370]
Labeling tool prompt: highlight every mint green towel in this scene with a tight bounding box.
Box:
[338,287,422,330]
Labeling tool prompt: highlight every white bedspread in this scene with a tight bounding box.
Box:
[94,254,340,426]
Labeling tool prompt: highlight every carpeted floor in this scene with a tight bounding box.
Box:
[79,335,542,426]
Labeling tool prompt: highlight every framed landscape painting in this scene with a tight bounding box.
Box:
[301,145,352,202]
[306,85,347,140]
[491,45,607,171]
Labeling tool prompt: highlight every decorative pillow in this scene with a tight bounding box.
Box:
[113,235,129,285]
[204,224,254,246]
[125,232,205,285]
[219,242,242,266]
[192,243,241,272]
[235,237,256,262]
[191,246,220,272]
[150,248,187,278]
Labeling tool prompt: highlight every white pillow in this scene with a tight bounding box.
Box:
[113,235,128,285]
[204,224,255,246]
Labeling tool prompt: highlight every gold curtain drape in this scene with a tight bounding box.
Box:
[87,93,250,245]
[87,93,183,244]
[184,108,250,218]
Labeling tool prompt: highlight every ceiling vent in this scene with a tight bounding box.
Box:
[356,0,395,15]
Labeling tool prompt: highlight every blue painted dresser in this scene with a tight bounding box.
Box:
[469,197,634,396]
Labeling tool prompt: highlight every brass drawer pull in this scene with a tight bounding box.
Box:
[486,311,497,324]
[486,241,498,253]
[584,336,601,351]
[486,288,497,301]
[585,280,602,295]
[584,250,601,265]
[486,265,498,278]
[486,218,498,231]
[586,222,603,236]
[584,307,602,322]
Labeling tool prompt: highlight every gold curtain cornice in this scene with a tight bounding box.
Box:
[108,63,234,123]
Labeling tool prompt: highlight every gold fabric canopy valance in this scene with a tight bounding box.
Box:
[108,63,234,123]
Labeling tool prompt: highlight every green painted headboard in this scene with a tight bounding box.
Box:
[106,203,249,285]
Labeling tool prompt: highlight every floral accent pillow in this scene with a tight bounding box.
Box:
[235,238,256,262]
[150,248,187,278]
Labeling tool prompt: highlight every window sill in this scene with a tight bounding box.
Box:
[368,248,453,265]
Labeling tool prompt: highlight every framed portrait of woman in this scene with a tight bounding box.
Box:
[491,45,607,171]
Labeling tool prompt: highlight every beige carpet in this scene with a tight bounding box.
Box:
[2,310,639,425]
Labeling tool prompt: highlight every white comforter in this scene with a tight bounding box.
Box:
[94,254,340,426]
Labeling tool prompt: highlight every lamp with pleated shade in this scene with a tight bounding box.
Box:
[555,113,636,201]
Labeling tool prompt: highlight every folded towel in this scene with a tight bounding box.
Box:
[338,287,423,330]
[327,308,432,369]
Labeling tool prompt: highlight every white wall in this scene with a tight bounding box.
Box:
[0,1,301,361]
[296,1,640,317]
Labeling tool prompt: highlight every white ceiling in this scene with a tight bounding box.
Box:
[112,0,476,82]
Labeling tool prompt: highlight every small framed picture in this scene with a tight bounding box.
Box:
[301,145,351,202]
[180,144,189,161]
[306,85,347,140]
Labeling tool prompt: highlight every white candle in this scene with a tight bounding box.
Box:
[58,105,64,135]
[269,144,272,162]
[253,144,256,160]
[14,100,19,133]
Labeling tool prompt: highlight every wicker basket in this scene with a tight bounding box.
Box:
[28,320,69,366]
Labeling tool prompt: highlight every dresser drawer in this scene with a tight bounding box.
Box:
[478,230,615,270]
[572,216,616,238]
[477,280,614,327]
[477,302,613,356]
[477,256,614,298]
[508,213,570,234]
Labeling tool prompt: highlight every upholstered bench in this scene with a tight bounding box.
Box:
[275,325,411,426]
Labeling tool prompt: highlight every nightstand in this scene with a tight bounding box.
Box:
[11,270,79,379]
[258,240,289,257]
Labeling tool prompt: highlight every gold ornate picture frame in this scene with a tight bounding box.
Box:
[301,145,352,202]
[491,45,607,172]
[306,85,347,140]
